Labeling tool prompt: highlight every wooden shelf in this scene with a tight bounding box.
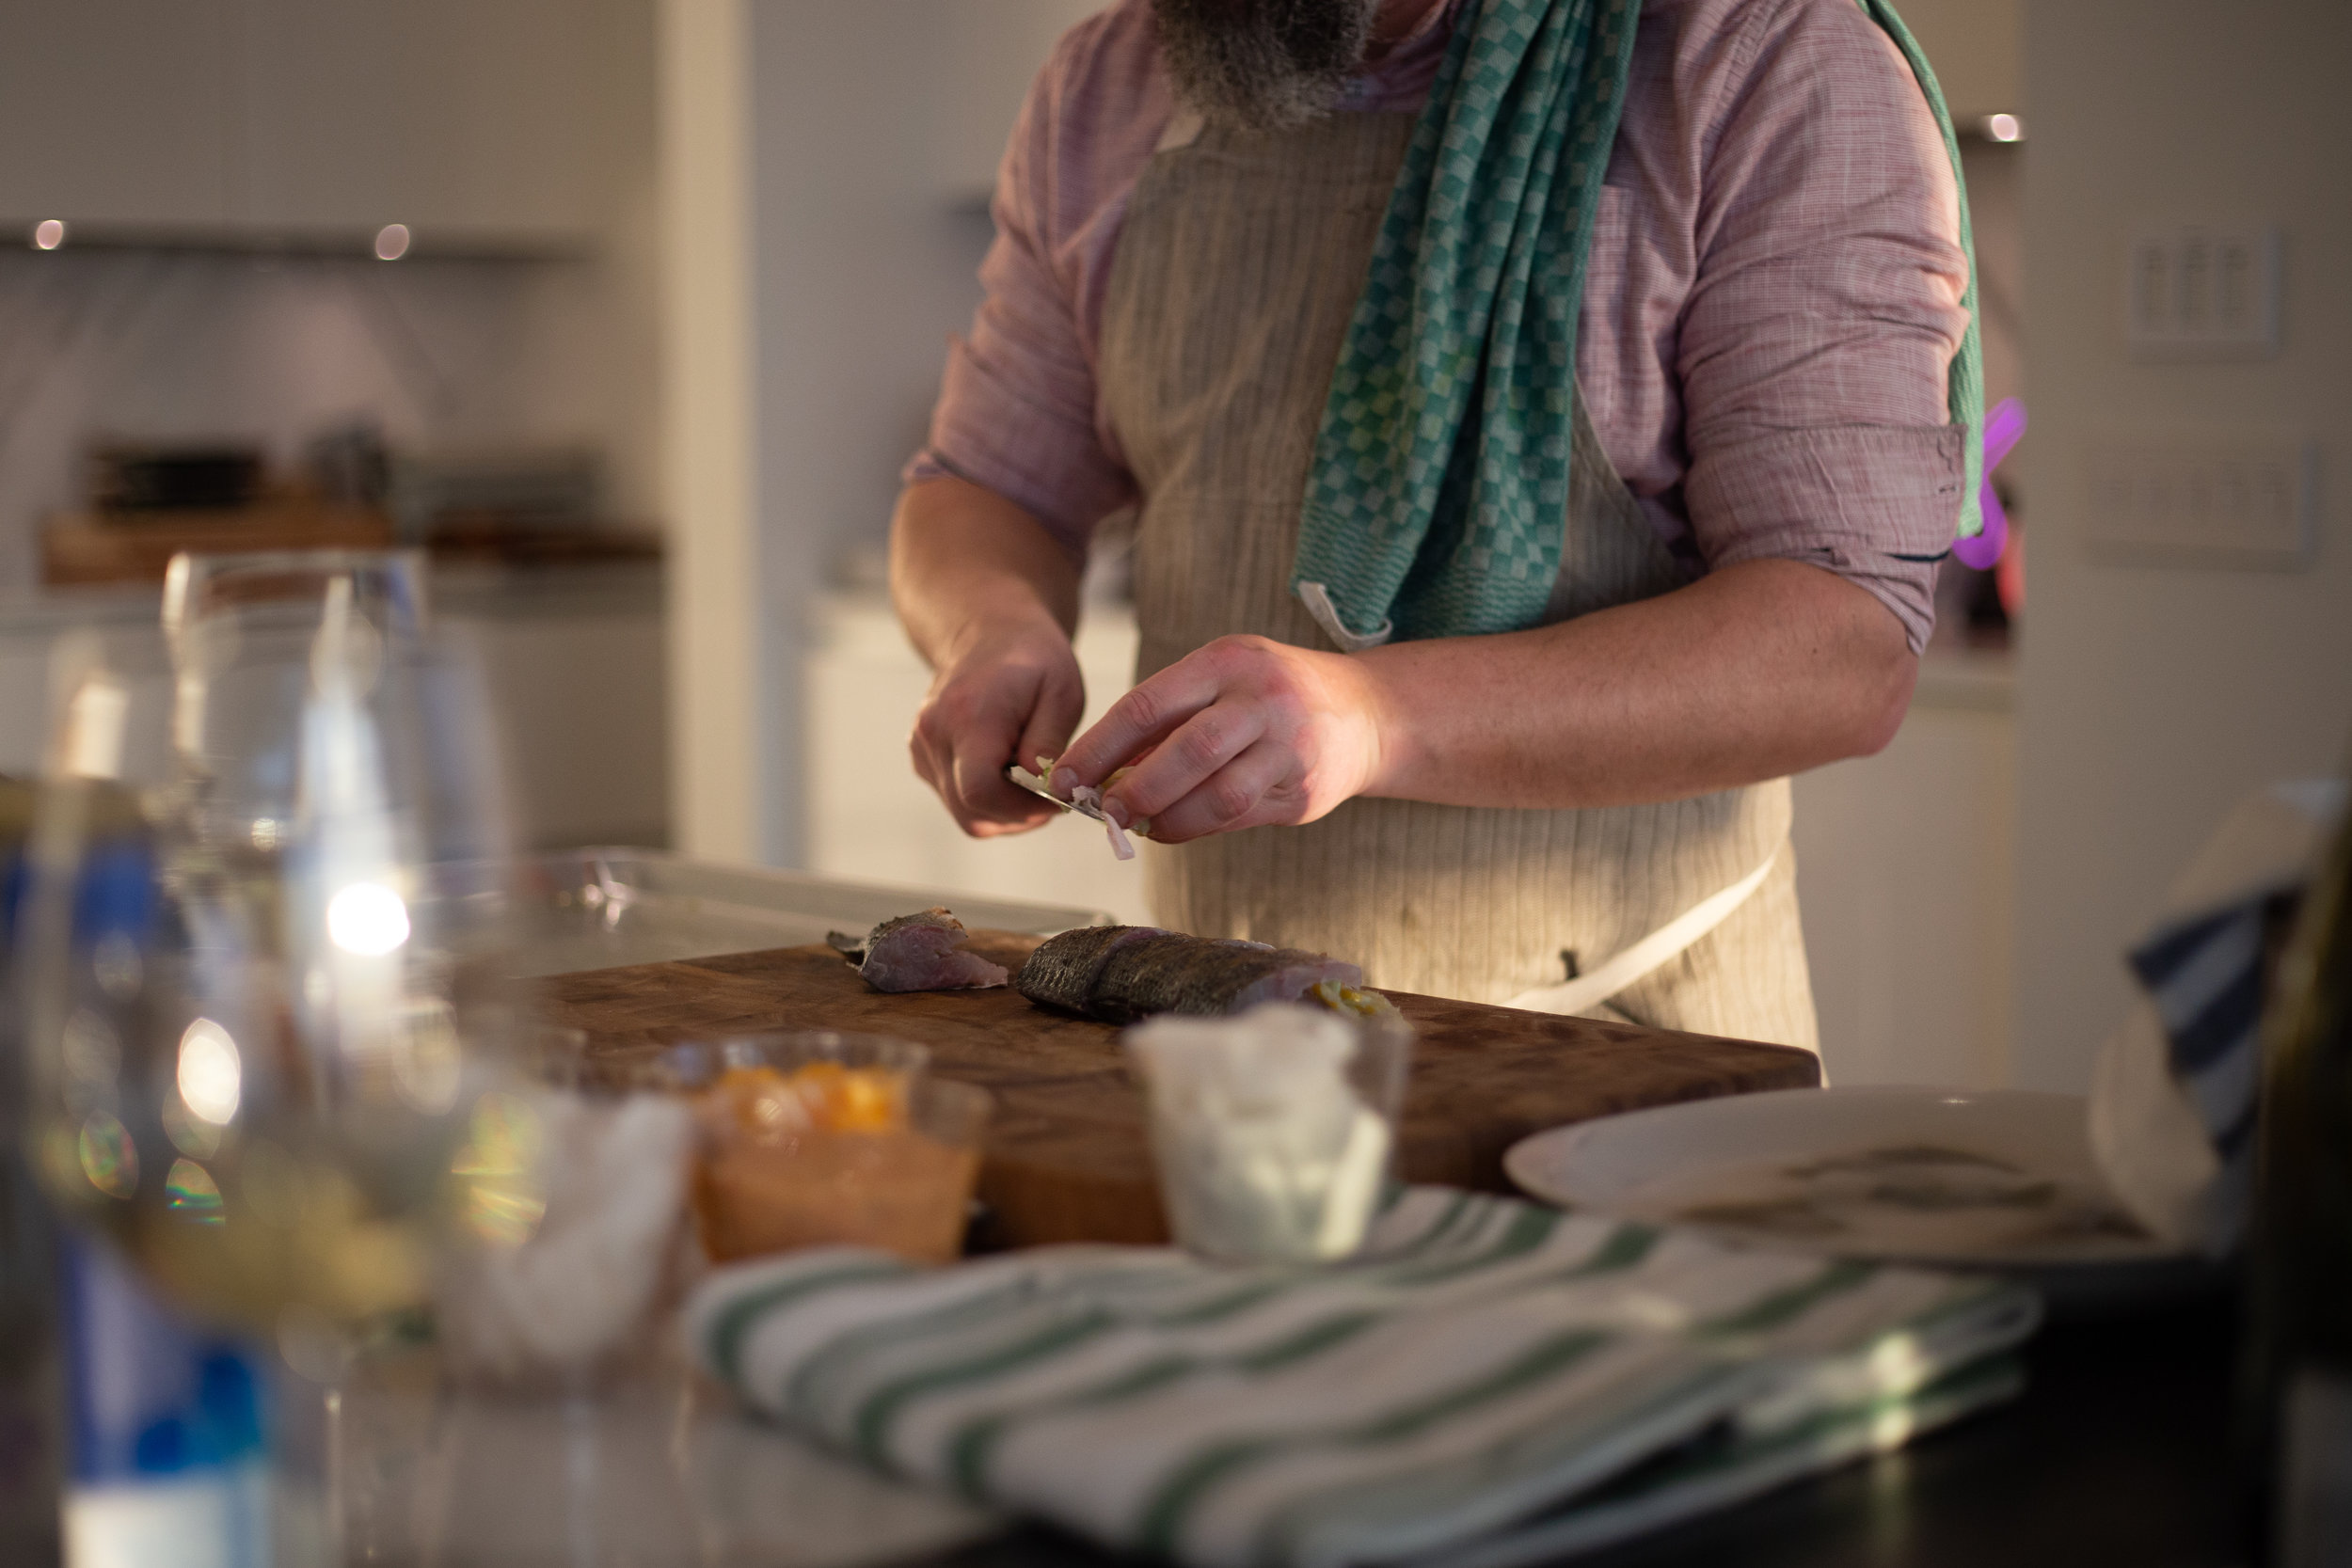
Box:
[40,508,663,587]
[41,505,394,587]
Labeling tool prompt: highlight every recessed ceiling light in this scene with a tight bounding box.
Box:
[1985,113,2023,143]
[32,219,66,250]
[374,223,411,261]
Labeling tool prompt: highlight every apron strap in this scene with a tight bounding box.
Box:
[1506,845,1779,1016]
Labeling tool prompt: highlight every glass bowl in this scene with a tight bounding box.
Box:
[658,1033,990,1265]
[1126,1005,1414,1266]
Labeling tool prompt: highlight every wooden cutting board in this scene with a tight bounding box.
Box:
[542,931,1819,1247]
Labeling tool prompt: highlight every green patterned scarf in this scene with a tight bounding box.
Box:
[1292,0,1981,649]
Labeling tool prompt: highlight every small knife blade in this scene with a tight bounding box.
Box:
[1006,761,1075,807]
[1006,760,1145,859]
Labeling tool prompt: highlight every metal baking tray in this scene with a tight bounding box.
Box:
[508,846,1112,978]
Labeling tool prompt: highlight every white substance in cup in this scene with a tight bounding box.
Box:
[1127,1004,1393,1263]
[437,1092,695,1379]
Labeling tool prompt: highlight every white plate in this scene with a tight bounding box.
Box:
[1504,1087,2213,1313]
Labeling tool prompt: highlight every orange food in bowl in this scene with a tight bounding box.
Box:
[707,1062,908,1137]
[689,1062,981,1265]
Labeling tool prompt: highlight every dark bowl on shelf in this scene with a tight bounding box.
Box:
[90,446,265,512]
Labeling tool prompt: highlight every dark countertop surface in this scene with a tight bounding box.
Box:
[923,1296,2245,1568]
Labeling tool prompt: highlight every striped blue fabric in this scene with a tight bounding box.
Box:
[2097,781,2344,1252]
[2129,906,2269,1161]
[689,1188,2039,1567]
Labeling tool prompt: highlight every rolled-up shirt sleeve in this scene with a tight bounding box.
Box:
[903,20,1144,560]
[1677,0,1971,652]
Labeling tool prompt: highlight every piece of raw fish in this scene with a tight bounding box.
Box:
[1015,926,1359,1022]
[1013,924,1168,1012]
[1091,934,1358,1023]
[830,908,1009,993]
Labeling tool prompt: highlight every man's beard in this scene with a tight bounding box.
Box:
[1152,0,1383,133]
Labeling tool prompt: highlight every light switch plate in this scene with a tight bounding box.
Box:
[2084,436,2316,568]
[2126,223,2281,359]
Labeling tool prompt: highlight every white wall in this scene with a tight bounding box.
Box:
[2012,0,2352,1089]
[660,0,1097,866]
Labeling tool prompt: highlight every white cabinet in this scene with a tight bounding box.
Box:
[232,0,623,247]
[0,567,668,849]
[0,0,236,229]
[441,568,670,848]
[0,0,636,247]
[1791,654,2017,1088]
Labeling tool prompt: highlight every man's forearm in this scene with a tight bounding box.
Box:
[889,475,1083,669]
[1355,558,1918,810]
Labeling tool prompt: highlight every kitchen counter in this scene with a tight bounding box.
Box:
[930,1295,2239,1568]
[335,1293,2236,1568]
[356,851,2219,1568]
[0,557,660,632]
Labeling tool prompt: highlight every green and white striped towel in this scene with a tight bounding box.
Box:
[686,1188,2039,1568]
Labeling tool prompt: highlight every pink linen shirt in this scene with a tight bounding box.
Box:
[909,0,1971,651]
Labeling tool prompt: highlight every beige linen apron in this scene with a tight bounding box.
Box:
[1097,111,1819,1050]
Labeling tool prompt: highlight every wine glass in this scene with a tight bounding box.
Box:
[18,551,533,1562]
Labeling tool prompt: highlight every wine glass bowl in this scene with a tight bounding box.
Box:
[22,551,527,1345]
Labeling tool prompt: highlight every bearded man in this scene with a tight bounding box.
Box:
[891,0,1976,1049]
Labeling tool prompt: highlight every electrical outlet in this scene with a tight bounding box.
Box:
[2084,436,2315,567]
[2126,224,2280,358]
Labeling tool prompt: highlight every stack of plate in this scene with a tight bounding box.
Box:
[1504,1087,2216,1315]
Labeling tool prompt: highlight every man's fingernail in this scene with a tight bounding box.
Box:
[1049,767,1076,795]
[1102,798,1131,828]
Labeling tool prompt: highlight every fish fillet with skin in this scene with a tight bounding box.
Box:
[1015,926,1359,1023]
[828,908,1008,993]
[1012,925,1168,1013]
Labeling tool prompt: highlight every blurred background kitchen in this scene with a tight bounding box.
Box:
[0,0,2342,1097]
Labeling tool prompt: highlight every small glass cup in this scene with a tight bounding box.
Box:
[1126,1006,1414,1266]
[659,1033,991,1265]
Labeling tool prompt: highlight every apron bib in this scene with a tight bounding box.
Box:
[1097,111,1818,1050]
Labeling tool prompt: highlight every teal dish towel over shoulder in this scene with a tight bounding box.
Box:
[1291,0,1983,650]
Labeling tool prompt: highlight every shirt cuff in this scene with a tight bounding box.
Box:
[1684,423,1966,654]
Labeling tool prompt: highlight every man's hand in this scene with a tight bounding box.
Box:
[1053,634,1385,843]
[909,617,1085,836]
[891,475,1090,838]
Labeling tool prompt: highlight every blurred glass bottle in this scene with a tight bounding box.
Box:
[2244,777,2352,1565]
[15,635,274,1568]
[0,775,62,1566]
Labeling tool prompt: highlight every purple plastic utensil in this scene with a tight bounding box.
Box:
[1954,397,2026,571]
